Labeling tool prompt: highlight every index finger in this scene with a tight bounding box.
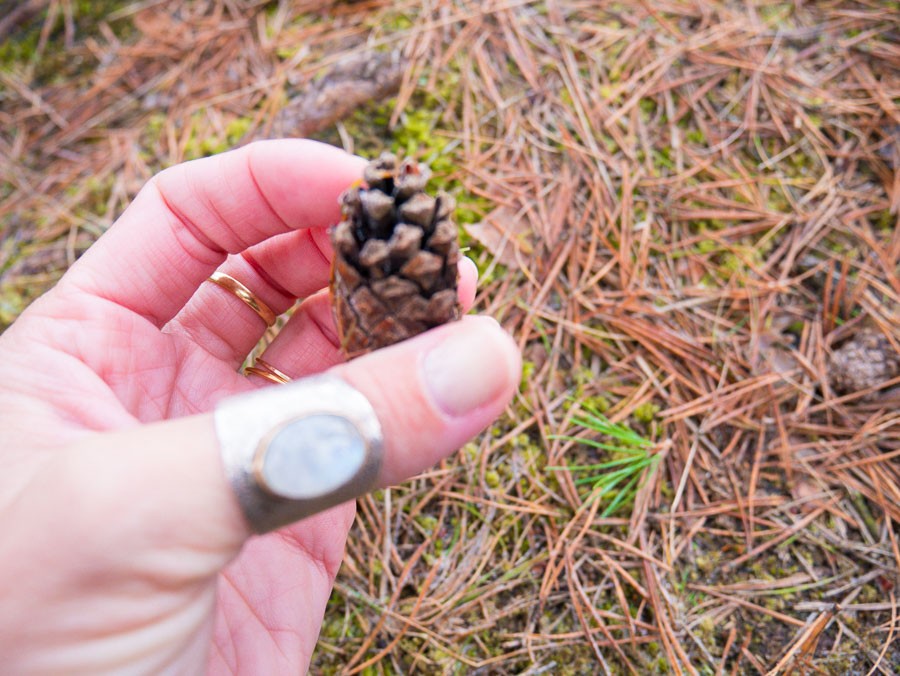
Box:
[61,140,365,327]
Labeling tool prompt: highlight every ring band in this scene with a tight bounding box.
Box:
[245,358,292,385]
[215,374,384,533]
[207,271,277,327]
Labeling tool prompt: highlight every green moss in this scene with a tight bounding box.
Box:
[517,437,546,470]
[179,112,255,160]
[463,441,479,462]
[697,239,718,254]
[393,108,448,160]
[1,1,134,75]
[696,552,718,574]
[455,203,490,226]
[0,284,27,326]
[639,98,658,118]
[720,253,744,274]
[0,27,41,70]
[415,514,439,534]
[685,128,707,145]
[586,395,611,413]
[651,148,675,173]
[520,360,536,389]
[275,45,299,60]
[763,595,787,612]
[319,614,344,640]
[383,12,414,31]
[140,112,167,148]
[225,116,254,145]
[859,584,880,604]
[633,401,660,423]
[872,208,896,232]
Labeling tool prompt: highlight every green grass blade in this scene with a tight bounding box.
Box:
[600,471,643,518]
[547,436,650,455]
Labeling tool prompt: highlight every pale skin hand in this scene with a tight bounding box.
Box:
[0,140,520,674]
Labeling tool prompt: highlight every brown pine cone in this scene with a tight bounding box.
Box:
[330,152,461,357]
[828,330,900,398]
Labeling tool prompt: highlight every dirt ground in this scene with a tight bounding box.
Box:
[1,1,898,674]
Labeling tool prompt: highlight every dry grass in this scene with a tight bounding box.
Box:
[2,1,899,673]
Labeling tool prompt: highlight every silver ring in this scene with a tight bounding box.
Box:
[214,374,383,533]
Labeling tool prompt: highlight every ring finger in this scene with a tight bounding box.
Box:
[164,227,334,365]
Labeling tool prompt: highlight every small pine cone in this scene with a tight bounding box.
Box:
[828,330,900,398]
[330,152,461,357]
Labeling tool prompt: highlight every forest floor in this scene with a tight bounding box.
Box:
[1,1,899,674]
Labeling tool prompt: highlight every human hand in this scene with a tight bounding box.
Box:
[0,140,520,673]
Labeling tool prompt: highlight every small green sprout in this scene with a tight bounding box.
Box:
[548,400,661,517]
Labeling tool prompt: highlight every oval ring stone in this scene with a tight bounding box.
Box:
[258,414,367,499]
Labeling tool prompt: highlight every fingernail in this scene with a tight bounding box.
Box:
[423,318,518,417]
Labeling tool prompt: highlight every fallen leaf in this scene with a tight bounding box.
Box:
[463,206,534,269]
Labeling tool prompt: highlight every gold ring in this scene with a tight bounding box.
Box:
[206,271,277,327]
[245,357,293,385]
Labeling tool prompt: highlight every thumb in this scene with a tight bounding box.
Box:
[333,315,521,487]
[8,316,520,573]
